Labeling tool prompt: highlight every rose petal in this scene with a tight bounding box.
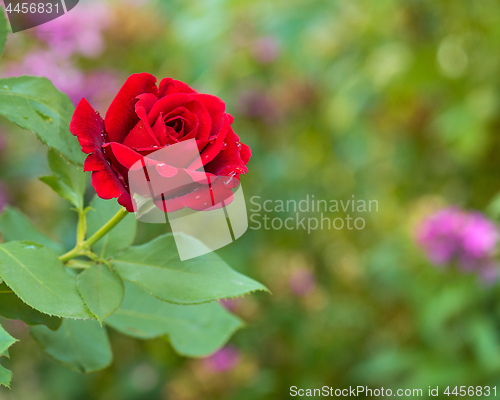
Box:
[105,73,158,143]
[70,98,104,154]
[147,93,194,125]
[163,106,197,139]
[103,142,145,176]
[135,93,160,146]
[190,114,229,170]
[153,175,235,213]
[204,128,249,176]
[159,78,197,97]
[122,120,159,148]
[70,99,132,210]
[147,94,212,141]
[190,93,226,137]
[240,142,252,164]
[152,114,172,145]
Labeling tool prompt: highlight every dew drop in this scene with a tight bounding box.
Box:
[20,241,42,250]
[2,85,10,90]
[222,142,228,150]
[236,142,242,150]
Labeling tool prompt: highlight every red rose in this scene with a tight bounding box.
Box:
[70,73,251,212]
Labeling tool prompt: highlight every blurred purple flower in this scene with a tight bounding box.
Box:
[34,1,111,58]
[289,269,316,296]
[2,51,120,107]
[0,182,9,211]
[237,89,279,124]
[2,50,85,103]
[202,345,240,372]
[78,70,121,112]
[220,297,242,312]
[416,207,499,282]
[251,36,281,64]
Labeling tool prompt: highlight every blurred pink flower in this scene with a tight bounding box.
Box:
[289,269,316,296]
[78,70,121,112]
[202,345,240,372]
[416,207,499,282]
[2,51,120,106]
[251,36,280,64]
[237,89,279,124]
[34,1,111,58]
[2,50,85,103]
[0,182,9,211]
[220,297,242,312]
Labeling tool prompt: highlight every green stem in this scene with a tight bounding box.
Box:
[76,209,87,244]
[65,259,93,269]
[59,208,129,263]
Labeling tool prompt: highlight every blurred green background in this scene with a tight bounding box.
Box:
[1,0,500,398]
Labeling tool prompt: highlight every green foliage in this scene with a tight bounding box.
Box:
[0,324,17,388]
[0,206,65,255]
[106,282,244,357]
[86,196,137,258]
[0,5,265,385]
[0,241,92,319]
[112,234,268,304]
[0,325,16,356]
[0,76,85,165]
[30,319,112,373]
[0,155,261,380]
[0,283,61,330]
[77,264,124,322]
[40,149,87,210]
[0,365,12,390]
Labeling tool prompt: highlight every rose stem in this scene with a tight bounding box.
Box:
[59,208,129,263]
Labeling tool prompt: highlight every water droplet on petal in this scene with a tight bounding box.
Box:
[236,142,242,150]
[222,142,228,150]
[156,162,178,177]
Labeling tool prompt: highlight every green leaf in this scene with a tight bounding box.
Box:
[0,364,12,388]
[30,319,112,373]
[0,76,85,165]
[0,206,65,255]
[0,7,9,56]
[87,196,137,258]
[40,149,87,210]
[112,234,268,305]
[77,264,124,322]
[0,241,92,319]
[105,282,243,357]
[0,324,17,389]
[0,325,16,355]
[0,283,61,330]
